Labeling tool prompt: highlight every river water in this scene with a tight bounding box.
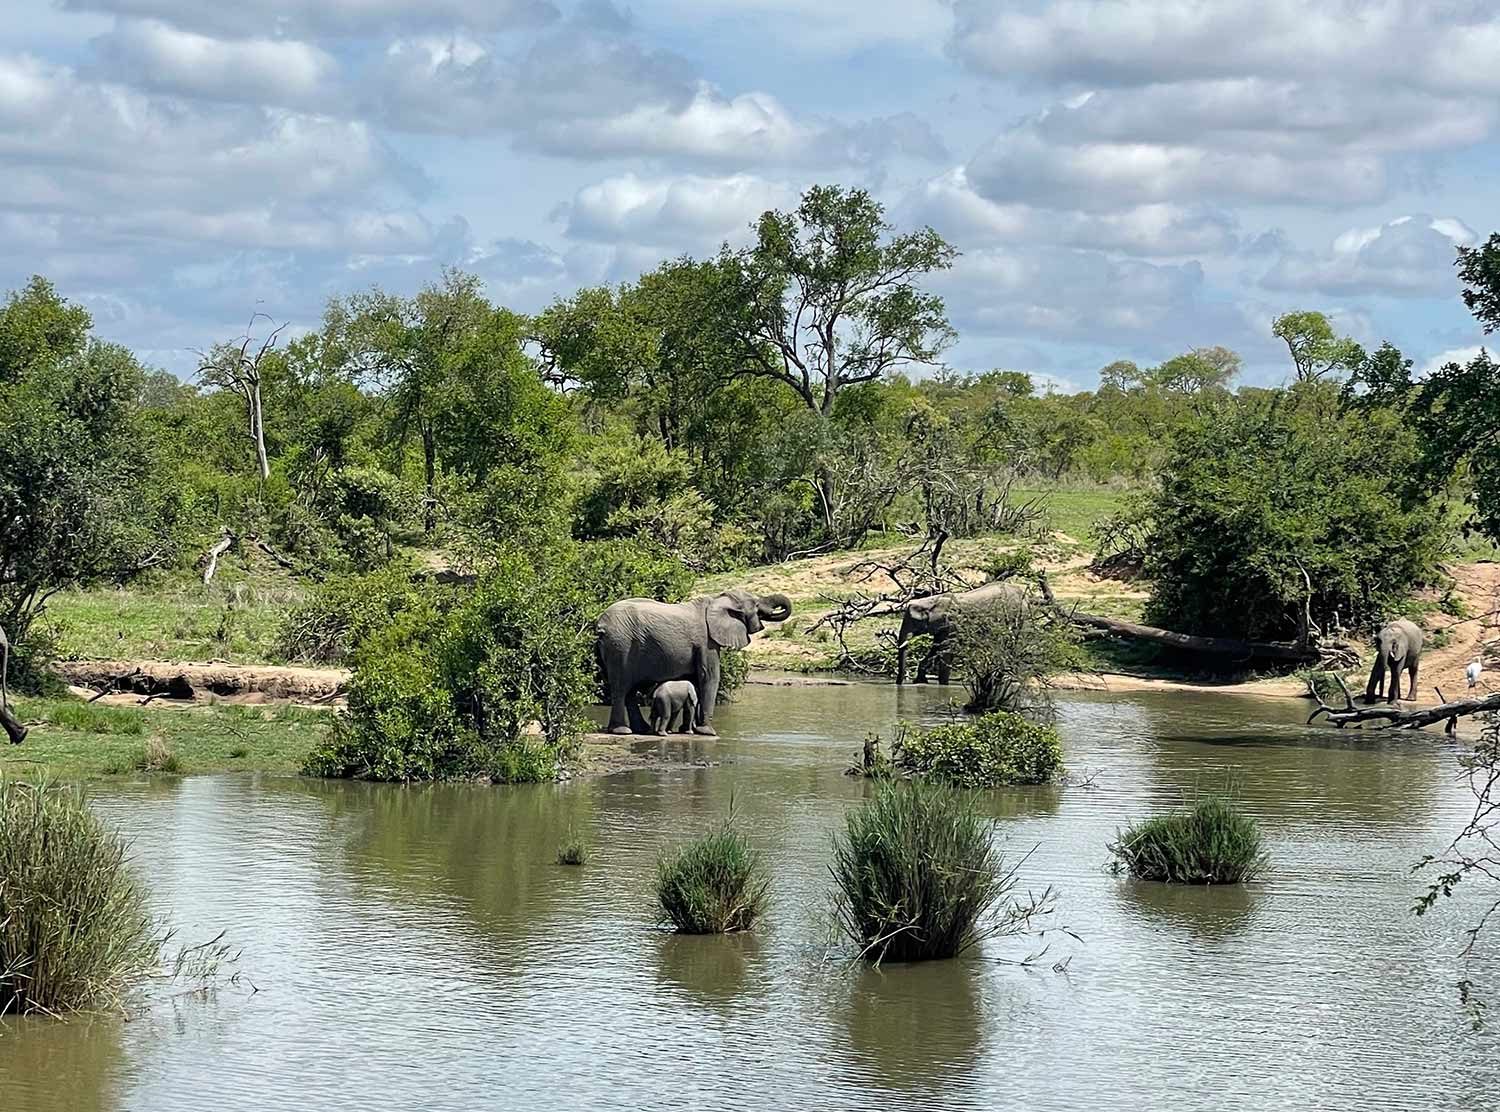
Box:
[1,682,1496,1110]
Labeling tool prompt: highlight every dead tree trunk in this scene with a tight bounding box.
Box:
[1307,672,1500,731]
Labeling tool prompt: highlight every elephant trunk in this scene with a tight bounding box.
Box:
[756,593,793,623]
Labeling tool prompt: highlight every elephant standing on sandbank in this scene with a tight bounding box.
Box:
[596,589,792,735]
[1365,618,1423,704]
[895,580,1029,686]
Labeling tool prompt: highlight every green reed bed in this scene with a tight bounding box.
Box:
[656,820,770,934]
[0,777,158,1016]
[1110,795,1267,884]
[831,781,1040,963]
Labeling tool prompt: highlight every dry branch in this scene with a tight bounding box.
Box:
[1306,671,1500,731]
[201,530,234,586]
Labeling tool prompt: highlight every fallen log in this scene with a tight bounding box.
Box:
[1035,571,1323,663]
[201,529,235,585]
[56,660,349,703]
[1306,672,1500,731]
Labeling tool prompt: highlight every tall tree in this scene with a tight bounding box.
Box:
[1457,232,1500,332]
[197,314,285,488]
[1272,311,1364,383]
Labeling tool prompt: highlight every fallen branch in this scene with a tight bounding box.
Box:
[201,529,235,586]
[1306,671,1500,730]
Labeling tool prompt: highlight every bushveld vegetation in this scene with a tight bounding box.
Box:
[1109,796,1267,885]
[655,817,770,934]
[830,781,1047,963]
[6,186,1500,779]
[0,777,158,1015]
[894,712,1064,788]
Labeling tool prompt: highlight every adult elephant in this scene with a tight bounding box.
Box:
[596,589,793,735]
[1364,618,1423,704]
[896,580,1028,686]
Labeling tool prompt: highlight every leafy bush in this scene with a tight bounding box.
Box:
[1141,383,1444,641]
[303,540,640,783]
[0,777,158,1015]
[951,597,1081,714]
[830,781,1034,963]
[895,711,1063,787]
[1110,795,1266,884]
[656,820,769,934]
[275,562,433,665]
[718,647,749,703]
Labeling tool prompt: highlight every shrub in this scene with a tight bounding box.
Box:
[303,539,656,783]
[830,781,1034,963]
[718,647,749,703]
[656,821,769,934]
[275,562,432,665]
[1110,795,1267,884]
[895,711,1063,788]
[0,777,158,1015]
[951,597,1080,714]
[556,835,590,866]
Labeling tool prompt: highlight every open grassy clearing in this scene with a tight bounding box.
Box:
[0,698,331,779]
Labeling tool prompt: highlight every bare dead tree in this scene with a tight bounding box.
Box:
[197,314,287,489]
[1305,672,1500,731]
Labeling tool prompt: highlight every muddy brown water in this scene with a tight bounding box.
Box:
[2,682,1497,1110]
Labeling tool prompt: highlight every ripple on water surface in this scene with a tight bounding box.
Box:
[1,685,1497,1111]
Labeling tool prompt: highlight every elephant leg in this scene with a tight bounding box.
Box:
[607,664,634,734]
[694,653,721,736]
[895,640,908,686]
[1407,661,1420,701]
[649,703,667,736]
[1365,656,1385,703]
[1387,658,1402,704]
[936,642,952,686]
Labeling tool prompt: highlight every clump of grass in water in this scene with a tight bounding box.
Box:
[556,834,590,866]
[0,776,158,1016]
[1109,795,1266,884]
[830,780,1048,963]
[656,813,769,934]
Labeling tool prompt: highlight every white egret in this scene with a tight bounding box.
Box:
[1468,658,1483,688]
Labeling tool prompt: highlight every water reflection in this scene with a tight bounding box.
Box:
[1113,876,1264,941]
[653,933,763,1006]
[0,1016,131,1112]
[834,962,987,1094]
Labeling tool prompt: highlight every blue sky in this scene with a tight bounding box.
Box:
[2,0,1495,387]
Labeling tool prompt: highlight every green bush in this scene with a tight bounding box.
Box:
[656,821,769,934]
[1110,795,1267,884]
[895,711,1063,788]
[952,598,1081,714]
[830,781,1023,963]
[718,647,749,703]
[0,777,158,1015]
[303,540,661,783]
[275,562,432,665]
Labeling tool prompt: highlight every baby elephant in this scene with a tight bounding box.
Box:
[649,680,700,736]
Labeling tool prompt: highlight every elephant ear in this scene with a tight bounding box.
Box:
[706,595,751,650]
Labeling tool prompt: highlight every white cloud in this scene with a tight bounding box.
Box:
[91,19,339,107]
[908,166,1238,255]
[1260,214,1478,296]
[949,0,1500,95]
[61,0,560,38]
[558,172,796,245]
[1419,345,1487,378]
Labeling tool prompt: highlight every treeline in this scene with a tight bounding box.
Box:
[4,184,1500,775]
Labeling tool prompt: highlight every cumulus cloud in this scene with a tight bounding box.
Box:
[557,172,796,245]
[61,0,560,39]
[89,19,340,108]
[949,0,1500,94]
[1419,344,1488,377]
[1260,215,1477,296]
[908,167,1238,255]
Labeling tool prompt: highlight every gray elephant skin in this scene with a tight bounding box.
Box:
[896,580,1028,686]
[649,680,699,735]
[596,589,792,735]
[1365,618,1423,703]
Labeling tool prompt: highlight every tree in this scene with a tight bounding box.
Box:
[1141,383,1443,643]
[197,314,286,487]
[1457,232,1500,332]
[0,280,185,668]
[716,185,957,535]
[1151,345,1241,394]
[1272,311,1364,383]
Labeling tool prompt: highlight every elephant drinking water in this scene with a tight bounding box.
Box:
[596,589,792,735]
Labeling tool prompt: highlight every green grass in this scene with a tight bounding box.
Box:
[1,776,159,1015]
[1,697,332,779]
[1015,486,1135,542]
[48,562,307,665]
[830,780,1019,963]
[1110,795,1267,884]
[656,819,770,934]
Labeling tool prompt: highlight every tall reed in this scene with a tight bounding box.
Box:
[0,777,157,1015]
